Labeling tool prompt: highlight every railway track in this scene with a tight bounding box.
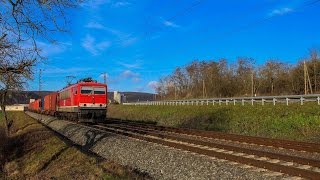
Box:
[106,118,320,153]
[26,111,320,179]
[88,119,320,179]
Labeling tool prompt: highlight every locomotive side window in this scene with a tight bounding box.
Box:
[81,87,93,94]
[94,87,105,94]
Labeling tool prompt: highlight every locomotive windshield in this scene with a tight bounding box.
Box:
[94,87,106,94]
[81,87,93,94]
[81,86,105,94]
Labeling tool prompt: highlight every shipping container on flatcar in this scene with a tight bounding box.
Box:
[33,99,41,113]
[28,101,34,111]
[44,93,58,115]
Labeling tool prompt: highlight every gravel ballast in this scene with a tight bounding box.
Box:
[26,112,293,179]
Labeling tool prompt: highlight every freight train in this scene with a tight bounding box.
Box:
[28,78,108,123]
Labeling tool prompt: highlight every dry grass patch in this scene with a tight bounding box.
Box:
[1,112,150,179]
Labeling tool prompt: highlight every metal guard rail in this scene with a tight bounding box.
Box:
[123,94,320,106]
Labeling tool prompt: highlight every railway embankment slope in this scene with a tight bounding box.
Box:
[0,112,146,179]
[25,112,291,179]
[108,104,320,143]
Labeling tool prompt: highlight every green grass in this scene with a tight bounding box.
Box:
[108,103,320,142]
[0,112,144,179]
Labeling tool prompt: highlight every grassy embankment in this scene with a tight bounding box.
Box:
[0,112,147,179]
[108,103,320,143]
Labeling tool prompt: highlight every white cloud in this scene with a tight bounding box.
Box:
[82,0,131,9]
[43,67,93,74]
[132,77,141,82]
[85,23,138,47]
[269,7,293,16]
[85,22,106,30]
[81,0,111,9]
[120,70,142,82]
[121,37,138,47]
[163,20,180,28]
[81,34,111,55]
[118,61,142,69]
[148,81,159,90]
[85,22,122,36]
[30,41,71,56]
[96,41,111,50]
[113,1,131,7]
[122,70,139,78]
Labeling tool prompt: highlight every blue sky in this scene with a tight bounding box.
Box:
[29,0,320,93]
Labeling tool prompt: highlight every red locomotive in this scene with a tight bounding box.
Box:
[28,78,108,123]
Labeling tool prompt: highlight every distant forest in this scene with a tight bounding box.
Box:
[156,49,320,100]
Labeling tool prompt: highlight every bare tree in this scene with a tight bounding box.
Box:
[156,51,320,100]
[0,0,81,136]
[0,36,34,136]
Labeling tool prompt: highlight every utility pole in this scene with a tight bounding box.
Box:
[38,69,42,94]
[101,72,107,84]
[39,69,42,120]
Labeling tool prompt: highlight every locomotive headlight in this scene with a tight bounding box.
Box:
[84,104,87,107]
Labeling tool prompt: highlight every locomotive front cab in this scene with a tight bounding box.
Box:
[77,83,107,123]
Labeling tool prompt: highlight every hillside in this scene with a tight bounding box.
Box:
[6,91,53,104]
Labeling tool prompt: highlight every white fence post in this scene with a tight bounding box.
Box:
[300,97,304,105]
[273,98,276,105]
[242,99,245,106]
[286,98,289,106]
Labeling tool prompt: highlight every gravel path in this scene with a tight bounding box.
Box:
[26,112,296,180]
